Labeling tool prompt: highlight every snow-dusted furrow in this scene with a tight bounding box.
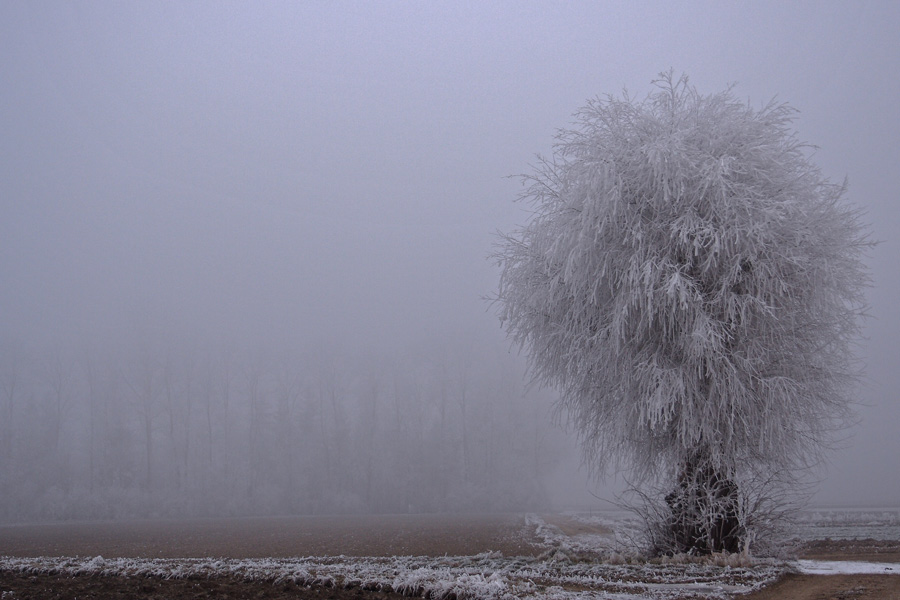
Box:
[0,552,783,600]
[9,511,897,599]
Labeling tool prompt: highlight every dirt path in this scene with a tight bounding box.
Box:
[742,541,900,600]
[743,573,900,600]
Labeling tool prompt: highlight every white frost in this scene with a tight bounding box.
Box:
[0,552,781,599]
[796,559,899,575]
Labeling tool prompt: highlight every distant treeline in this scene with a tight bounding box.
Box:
[0,339,566,523]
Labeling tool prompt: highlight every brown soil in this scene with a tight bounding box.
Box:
[539,513,613,537]
[3,515,900,599]
[742,541,900,600]
[742,573,900,600]
[0,570,409,599]
[800,539,900,563]
[0,514,534,599]
[0,513,536,559]
[0,514,533,599]
[5,569,900,600]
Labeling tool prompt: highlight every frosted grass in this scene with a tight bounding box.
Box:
[0,552,782,600]
[4,512,898,598]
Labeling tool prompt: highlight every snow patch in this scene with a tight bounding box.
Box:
[796,559,899,575]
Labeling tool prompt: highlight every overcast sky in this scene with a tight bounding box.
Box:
[2,1,898,506]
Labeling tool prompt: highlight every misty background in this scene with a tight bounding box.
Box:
[1,2,898,522]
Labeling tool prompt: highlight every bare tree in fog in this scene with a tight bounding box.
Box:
[123,347,161,491]
[0,347,21,519]
[0,336,567,522]
[80,352,99,494]
[42,350,72,459]
[0,350,19,461]
[495,72,871,554]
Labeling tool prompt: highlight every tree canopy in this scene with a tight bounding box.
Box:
[496,72,870,553]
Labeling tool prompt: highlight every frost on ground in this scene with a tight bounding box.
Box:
[3,512,898,599]
[0,552,781,600]
[795,560,899,575]
[795,508,900,541]
[527,512,640,560]
[0,515,783,600]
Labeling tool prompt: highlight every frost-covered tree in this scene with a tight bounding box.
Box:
[496,73,870,554]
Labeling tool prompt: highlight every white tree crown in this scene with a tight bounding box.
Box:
[496,72,871,483]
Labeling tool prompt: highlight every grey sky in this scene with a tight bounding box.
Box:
[2,1,898,505]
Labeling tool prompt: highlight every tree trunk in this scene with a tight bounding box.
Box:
[664,452,743,554]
